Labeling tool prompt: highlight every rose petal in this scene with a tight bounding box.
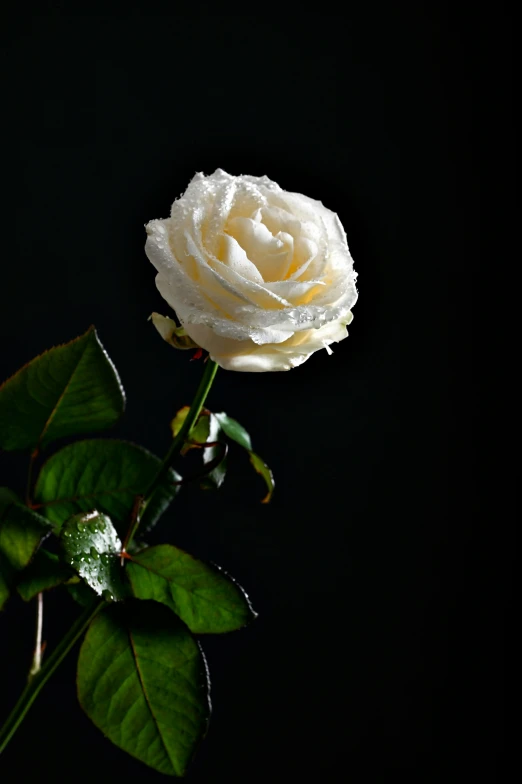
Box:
[256,206,302,241]
[272,191,348,249]
[287,237,319,280]
[145,225,206,309]
[183,313,354,372]
[202,180,237,254]
[263,279,326,305]
[184,232,270,320]
[226,217,292,281]
[208,256,293,311]
[218,233,265,284]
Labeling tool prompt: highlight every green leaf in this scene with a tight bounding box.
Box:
[170,406,210,455]
[0,489,18,608]
[0,488,51,571]
[170,409,227,489]
[0,487,19,512]
[67,580,97,607]
[208,413,274,502]
[33,439,180,534]
[60,511,124,600]
[16,549,74,601]
[78,600,210,777]
[0,326,125,451]
[127,544,256,634]
[249,452,275,504]
[0,552,15,610]
[199,414,227,490]
[214,412,253,451]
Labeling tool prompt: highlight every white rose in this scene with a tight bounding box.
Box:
[145,169,358,372]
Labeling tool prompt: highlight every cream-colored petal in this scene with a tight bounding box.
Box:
[208,257,293,311]
[202,179,237,254]
[263,279,326,305]
[185,231,256,310]
[183,313,353,372]
[287,237,319,279]
[257,206,302,240]
[226,217,292,281]
[180,323,300,372]
[156,275,256,343]
[272,191,348,249]
[145,224,204,309]
[218,233,265,284]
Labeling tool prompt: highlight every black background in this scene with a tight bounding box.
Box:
[0,4,513,782]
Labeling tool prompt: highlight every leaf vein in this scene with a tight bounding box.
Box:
[37,334,91,447]
[127,628,177,773]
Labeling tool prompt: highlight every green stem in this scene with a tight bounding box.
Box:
[0,599,103,755]
[126,358,219,545]
[28,592,44,679]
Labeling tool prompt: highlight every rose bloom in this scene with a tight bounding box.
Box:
[145,169,358,372]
